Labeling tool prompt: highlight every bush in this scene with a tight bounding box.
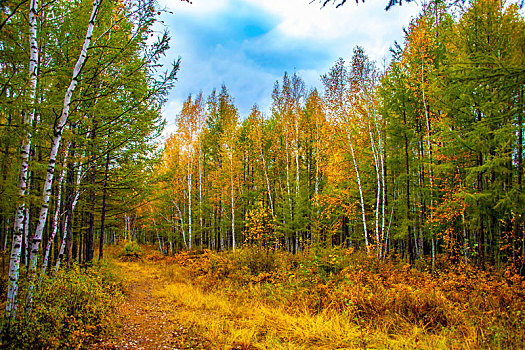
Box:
[234,247,280,275]
[118,241,143,261]
[179,247,525,348]
[1,263,124,349]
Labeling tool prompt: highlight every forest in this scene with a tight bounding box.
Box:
[1,0,525,348]
[157,0,525,270]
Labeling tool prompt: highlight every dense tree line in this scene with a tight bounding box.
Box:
[149,0,525,274]
[0,0,177,325]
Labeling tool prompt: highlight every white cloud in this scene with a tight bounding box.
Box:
[244,0,420,44]
[156,0,422,125]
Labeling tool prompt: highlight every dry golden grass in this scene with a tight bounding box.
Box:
[108,244,525,349]
[152,267,475,349]
[156,279,363,349]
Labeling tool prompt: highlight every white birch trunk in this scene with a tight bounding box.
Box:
[348,133,369,251]
[41,146,70,275]
[124,215,129,240]
[152,217,163,254]
[53,217,69,275]
[368,117,381,257]
[29,0,100,278]
[314,110,321,245]
[230,152,235,251]
[295,119,300,197]
[173,202,187,248]
[199,143,203,247]
[285,137,292,239]
[261,150,274,218]
[374,113,386,248]
[294,119,300,250]
[6,0,39,320]
[220,200,224,250]
[188,158,192,249]
[25,1,99,311]
[23,206,30,266]
[421,54,435,268]
[54,162,83,274]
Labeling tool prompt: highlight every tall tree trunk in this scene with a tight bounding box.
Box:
[24,0,100,312]
[261,149,274,218]
[54,162,82,274]
[41,145,70,274]
[199,143,203,248]
[373,111,386,257]
[152,217,163,254]
[173,202,187,248]
[347,132,369,252]
[518,89,524,275]
[188,158,192,249]
[30,0,99,272]
[86,121,97,263]
[285,135,292,243]
[230,151,235,251]
[23,206,30,267]
[368,114,381,257]
[220,200,224,251]
[99,151,110,261]
[6,0,39,321]
[314,109,321,245]
[86,169,95,263]
[403,107,414,263]
[421,55,435,269]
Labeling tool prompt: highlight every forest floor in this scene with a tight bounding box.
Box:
[93,260,209,350]
[91,246,525,349]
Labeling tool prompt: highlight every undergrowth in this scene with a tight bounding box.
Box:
[118,241,143,261]
[0,259,125,349]
[147,246,525,349]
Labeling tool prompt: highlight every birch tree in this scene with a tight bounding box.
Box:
[23,0,101,311]
[5,0,40,321]
[323,58,370,252]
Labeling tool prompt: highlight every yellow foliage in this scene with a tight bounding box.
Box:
[102,245,525,349]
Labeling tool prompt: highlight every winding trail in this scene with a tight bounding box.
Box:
[93,261,208,350]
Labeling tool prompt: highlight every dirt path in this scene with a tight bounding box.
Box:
[93,262,208,350]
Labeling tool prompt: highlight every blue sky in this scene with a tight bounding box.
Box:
[158,0,422,130]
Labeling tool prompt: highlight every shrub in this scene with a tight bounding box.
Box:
[1,263,124,349]
[118,241,143,261]
[180,247,525,348]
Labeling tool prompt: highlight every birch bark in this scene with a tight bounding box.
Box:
[261,150,274,218]
[5,0,39,321]
[25,2,100,311]
[421,52,435,268]
[54,162,83,274]
[28,0,100,274]
[188,158,192,249]
[173,201,188,248]
[368,116,381,256]
[41,145,70,275]
[199,142,203,247]
[230,150,235,251]
[347,131,369,252]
